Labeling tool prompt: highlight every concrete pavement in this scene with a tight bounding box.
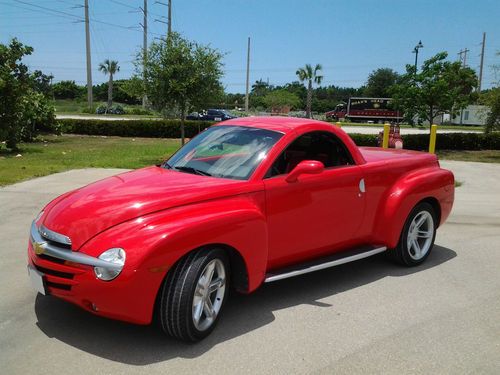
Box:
[0,162,499,374]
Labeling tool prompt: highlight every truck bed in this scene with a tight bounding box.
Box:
[359,146,438,165]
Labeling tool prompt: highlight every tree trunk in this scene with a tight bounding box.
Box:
[180,105,186,145]
[306,80,312,118]
[107,74,113,109]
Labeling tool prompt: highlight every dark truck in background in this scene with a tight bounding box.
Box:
[325,97,403,123]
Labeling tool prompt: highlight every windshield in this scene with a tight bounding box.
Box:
[165,126,283,180]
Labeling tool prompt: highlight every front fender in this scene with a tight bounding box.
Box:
[79,192,267,323]
[373,167,454,248]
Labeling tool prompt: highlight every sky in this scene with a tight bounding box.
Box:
[1,0,499,93]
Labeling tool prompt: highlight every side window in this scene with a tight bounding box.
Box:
[266,131,353,178]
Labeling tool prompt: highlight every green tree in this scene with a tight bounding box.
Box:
[481,88,500,133]
[0,39,54,150]
[52,80,84,99]
[31,70,54,97]
[98,59,120,110]
[392,52,478,127]
[119,77,145,104]
[140,32,224,144]
[249,79,273,109]
[363,68,399,97]
[263,89,301,111]
[296,64,323,118]
[481,51,500,133]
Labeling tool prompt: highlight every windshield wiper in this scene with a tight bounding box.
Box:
[173,166,212,176]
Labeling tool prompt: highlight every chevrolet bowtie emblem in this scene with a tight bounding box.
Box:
[33,241,45,255]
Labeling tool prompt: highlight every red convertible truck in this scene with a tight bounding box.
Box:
[27,117,454,342]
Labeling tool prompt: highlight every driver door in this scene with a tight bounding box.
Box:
[264,131,365,269]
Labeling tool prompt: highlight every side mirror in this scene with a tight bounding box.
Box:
[285,160,324,183]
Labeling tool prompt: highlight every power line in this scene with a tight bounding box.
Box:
[11,0,83,20]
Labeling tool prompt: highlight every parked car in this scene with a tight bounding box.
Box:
[28,117,454,342]
[186,109,237,121]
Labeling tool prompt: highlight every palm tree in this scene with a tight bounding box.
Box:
[98,59,120,111]
[296,64,323,118]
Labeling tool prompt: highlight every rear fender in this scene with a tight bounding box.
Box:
[373,167,454,248]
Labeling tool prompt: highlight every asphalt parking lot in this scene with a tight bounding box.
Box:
[1,161,499,374]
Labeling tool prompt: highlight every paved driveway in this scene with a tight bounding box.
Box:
[0,162,499,374]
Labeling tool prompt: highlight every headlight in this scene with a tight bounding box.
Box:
[94,248,126,281]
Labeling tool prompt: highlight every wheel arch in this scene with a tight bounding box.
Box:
[419,196,441,227]
[373,166,452,249]
[151,242,250,325]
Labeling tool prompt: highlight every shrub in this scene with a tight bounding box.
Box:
[55,118,215,138]
[349,132,500,150]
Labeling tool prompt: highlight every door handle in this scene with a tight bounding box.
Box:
[359,178,366,193]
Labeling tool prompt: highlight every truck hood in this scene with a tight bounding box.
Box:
[42,166,251,250]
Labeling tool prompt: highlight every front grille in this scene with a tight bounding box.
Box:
[40,235,72,250]
[46,281,72,291]
[34,264,74,279]
[37,253,66,264]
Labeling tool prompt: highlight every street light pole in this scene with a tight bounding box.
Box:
[412,40,424,72]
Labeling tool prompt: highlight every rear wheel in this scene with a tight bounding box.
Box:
[158,248,229,342]
[391,202,436,266]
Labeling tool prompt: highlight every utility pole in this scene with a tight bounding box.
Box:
[141,0,148,108]
[457,47,470,125]
[458,48,470,67]
[167,0,172,36]
[245,37,250,112]
[478,32,486,92]
[84,0,93,110]
[155,0,172,37]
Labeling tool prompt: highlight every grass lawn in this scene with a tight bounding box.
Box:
[0,135,180,186]
[437,150,500,163]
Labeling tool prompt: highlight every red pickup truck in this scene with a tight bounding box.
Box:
[28,117,454,342]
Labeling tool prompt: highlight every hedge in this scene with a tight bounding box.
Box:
[54,118,215,138]
[349,133,500,151]
[53,119,500,151]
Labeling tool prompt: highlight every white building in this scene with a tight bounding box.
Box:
[451,105,489,126]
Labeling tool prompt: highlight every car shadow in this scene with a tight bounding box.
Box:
[34,245,456,365]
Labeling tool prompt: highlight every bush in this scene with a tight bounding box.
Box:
[349,132,500,150]
[55,118,215,138]
[125,107,154,116]
[51,119,500,150]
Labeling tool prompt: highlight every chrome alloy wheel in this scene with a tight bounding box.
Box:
[192,259,226,331]
[407,211,434,261]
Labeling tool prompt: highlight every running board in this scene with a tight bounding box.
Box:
[264,245,387,283]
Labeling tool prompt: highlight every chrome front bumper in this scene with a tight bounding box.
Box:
[30,221,121,271]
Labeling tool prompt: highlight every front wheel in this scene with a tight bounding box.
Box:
[158,248,229,342]
[391,202,437,266]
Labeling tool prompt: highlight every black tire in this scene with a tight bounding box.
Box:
[158,248,229,342]
[390,202,437,266]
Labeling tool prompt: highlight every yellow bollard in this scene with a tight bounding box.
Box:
[382,123,390,148]
[429,124,438,153]
[336,121,342,128]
